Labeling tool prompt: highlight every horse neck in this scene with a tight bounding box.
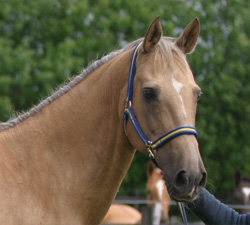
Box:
[0,49,136,223]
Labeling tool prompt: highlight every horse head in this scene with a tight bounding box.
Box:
[125,17,206,201]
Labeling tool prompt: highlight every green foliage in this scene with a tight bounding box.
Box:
[190,0,250,197]
[1,0,250,200]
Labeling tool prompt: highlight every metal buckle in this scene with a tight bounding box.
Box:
[125,98,132,108]
[147,141,155,159]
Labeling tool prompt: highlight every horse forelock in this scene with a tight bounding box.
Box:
[156,38,188,71]
[154,168,162,175]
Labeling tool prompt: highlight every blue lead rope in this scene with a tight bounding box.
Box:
[177,202,189,225]
[124,42,193,225]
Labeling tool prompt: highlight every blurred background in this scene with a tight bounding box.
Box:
[0,0,250,207]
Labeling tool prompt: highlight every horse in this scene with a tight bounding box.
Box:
[101,204,142,224]
[234,168,250,214]
[147,161,171,224]
[0,16,206,224]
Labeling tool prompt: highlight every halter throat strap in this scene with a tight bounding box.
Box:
[124,42,198,166]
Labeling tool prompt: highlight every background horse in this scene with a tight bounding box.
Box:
[234,168,250,214]
[0,16,206,224]
[101,204,142,224]
[147,161,171,224]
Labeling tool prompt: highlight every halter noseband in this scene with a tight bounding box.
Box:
[124,42,198,167]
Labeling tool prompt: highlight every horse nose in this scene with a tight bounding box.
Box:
[174,169,207,191]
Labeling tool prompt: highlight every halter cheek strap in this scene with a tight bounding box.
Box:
[124,41,198,166]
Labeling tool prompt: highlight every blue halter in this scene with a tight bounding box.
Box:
[124,41,198,165]
[124,41,194,225]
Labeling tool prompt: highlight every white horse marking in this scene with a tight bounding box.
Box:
[153,180,165,225]
[242,187,250,202]
[153,202,162,225]
[156,180,164,200]
[171,74,187,119]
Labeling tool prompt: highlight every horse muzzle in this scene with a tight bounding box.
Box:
[164,166,207,201]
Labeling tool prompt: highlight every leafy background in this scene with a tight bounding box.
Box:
[1,0,250,202]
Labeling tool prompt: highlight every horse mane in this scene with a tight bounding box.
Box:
[0,37,183,132]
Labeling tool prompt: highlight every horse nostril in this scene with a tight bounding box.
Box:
[175,170,207,189]
[199,172,207,187]
[175,170,188,187]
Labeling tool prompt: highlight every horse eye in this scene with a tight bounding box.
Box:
[143,88,156,100]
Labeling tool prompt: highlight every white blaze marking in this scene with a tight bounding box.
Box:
[153,202,162,225]
[171,74,187,119]
[153,180,164,225]
[156,180,164,200]
[242,187,250,202]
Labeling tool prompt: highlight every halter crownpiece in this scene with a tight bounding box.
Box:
[123,41,198,166]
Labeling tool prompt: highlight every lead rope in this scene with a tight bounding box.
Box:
[177,202,189,225]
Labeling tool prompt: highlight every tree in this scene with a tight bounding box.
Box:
[189,0,250,197]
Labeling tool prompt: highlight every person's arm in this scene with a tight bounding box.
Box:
[185,189,250,225]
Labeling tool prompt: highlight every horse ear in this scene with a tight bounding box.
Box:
[147,161,156,177]
[175,18,200,54]
[143,16,162,53]
[235,168,242,187]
